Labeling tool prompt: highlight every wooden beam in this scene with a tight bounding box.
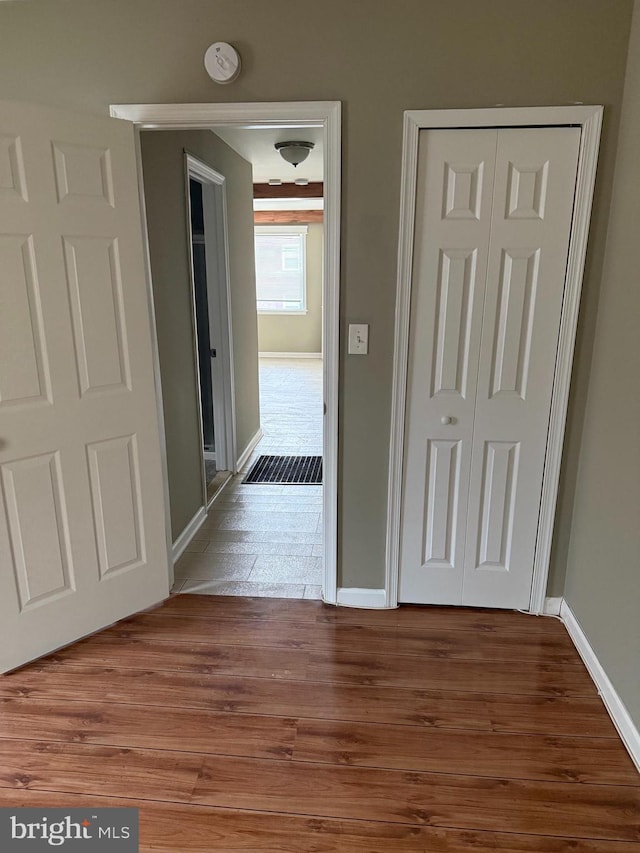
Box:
[254,210,323,224]
[253,182,323,199]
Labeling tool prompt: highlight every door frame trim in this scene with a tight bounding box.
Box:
[185,154,237,483]
[110,101,341,604]
[386,105,603,613]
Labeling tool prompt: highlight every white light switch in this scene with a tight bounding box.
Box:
[348,323,369,355]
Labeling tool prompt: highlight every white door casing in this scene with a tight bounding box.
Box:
[399,125,581,609]
[0,100,170,672]
[110,101,341,605]
[186,154,237,481]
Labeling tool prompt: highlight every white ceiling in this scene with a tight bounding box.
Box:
[212,126,324,184]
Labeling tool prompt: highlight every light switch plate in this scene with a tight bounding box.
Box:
[348,323,369,355]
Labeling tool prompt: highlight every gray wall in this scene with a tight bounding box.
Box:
[0,0,633,589]
[562,2,640,725]
[258,224,323,354]
[140,130,259,541]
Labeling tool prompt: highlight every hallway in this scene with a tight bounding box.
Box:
[173,358,323,599]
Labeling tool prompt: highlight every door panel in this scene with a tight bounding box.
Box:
[400,126,581,610]
[399,130,497,604]
[475,440,520,571]
[489,248,540,400]
[0,234,50,406]
[87,434,145,577]
[0,100,169,671]
[63,236,132,395]
[421,438,462,569]
[1,452,73,609]
[462,127,580,608]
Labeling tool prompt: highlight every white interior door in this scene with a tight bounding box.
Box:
[0,100,170,672]
[399,125,580,609]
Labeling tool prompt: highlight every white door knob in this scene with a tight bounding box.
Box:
[441,415,452,425]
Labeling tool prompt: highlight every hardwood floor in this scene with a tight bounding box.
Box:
[0,595,638,851]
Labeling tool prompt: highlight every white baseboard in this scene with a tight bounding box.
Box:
[336,588,390,609]
[560,600,640,773]
[543,597,563,616]
[172,506,207,564]
[259,351,322,359]
[236,428,263,472]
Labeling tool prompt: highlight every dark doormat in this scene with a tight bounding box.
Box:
[243,455,322,485]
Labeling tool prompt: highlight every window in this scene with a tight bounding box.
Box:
[254,225,307,313]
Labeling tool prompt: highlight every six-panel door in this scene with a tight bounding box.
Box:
[0,100,170,671]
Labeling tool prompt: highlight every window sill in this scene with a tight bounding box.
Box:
[258,310,308,316]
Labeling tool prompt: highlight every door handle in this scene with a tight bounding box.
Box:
[441,415,453,425]
[210,348,217,358]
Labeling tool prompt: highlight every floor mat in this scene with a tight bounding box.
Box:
[243,455,322,485]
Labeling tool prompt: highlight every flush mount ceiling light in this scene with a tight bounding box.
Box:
[274,141,315,167]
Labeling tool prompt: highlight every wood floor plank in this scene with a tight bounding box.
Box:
[39,635,594,696]
[116,613,580,663]
[0,664,618,737]
[320,604,569,635]
[293,718,639,785]
[159,594,568,636]
[2,791,637,853]
[0,739,201,802]
[192,754,640,842]
[43,635,309,680]
[306,649,597,696]
[0,698,296,760]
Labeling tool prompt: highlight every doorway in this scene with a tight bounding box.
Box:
[113,101,341,603]
[180,132,324,598]
[186,156,235,506]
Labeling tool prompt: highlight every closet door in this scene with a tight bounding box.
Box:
[399,125,581,609]
[399,129,496,604]
[461,127,581,608]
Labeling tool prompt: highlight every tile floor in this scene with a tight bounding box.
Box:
[173,357,324,600]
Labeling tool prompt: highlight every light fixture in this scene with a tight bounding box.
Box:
[274,141,315,168]
[294,178,309,186]
[267,178,282,186]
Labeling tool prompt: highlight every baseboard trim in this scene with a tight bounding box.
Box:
[560,600,640,773]
[335,588,393,609]
[236,428,264,472]
[172,506,207,564]
[543,597,563,616]
[259,352,322,359]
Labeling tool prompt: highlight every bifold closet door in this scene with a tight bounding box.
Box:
[399,126,581,609]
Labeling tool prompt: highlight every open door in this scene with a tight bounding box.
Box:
[0,100,170,672]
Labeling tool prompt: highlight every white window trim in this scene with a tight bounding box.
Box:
[255,224,309,315]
